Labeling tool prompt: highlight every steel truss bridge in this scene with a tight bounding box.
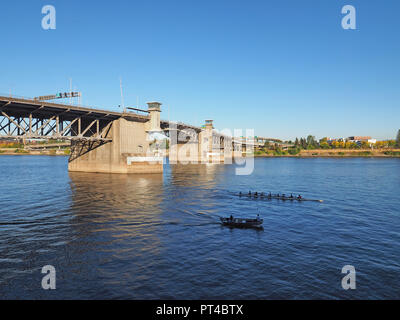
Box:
[0,94,249,173]
[0,95,209,145]
[0,95,127,142]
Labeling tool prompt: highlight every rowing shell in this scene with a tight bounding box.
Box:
[239,194,323,203]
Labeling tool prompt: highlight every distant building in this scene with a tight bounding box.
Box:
[347,136,372,142]
[327,138,345,145]
[347,136,376,146]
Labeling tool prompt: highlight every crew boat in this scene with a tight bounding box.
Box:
[220,215,263,229]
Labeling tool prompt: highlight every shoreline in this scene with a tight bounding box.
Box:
[1,151,400,158]
[0,152,68,156]
[253,148,400,158]
[0,149,68,156]
[254,154,400,158]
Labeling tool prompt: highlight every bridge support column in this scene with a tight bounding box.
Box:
[68,117,163,174]
[199,120,214,163]
[147,102,162,132]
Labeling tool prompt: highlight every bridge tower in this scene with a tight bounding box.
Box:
[199,120,214,162]
[147,102,162,132]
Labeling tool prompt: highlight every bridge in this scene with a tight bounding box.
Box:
[0,95,248,173]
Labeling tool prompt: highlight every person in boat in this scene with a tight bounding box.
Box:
[239,192,242,197]
[297,194,302,200]
[256,214,261,222]
[260,192,265,198]
[254,192,258,198]
[248,191,251,196]
[230,215,234,221]
[268,192,272,197]
[290,193,294,198]
[282,193,286,198]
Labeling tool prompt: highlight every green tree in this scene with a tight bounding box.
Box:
[300,138,307,149]
[306,135,318,149]
[319,137,328,144]
[288,147,300,155]
[396,129,400,148]
[361,141,370,149]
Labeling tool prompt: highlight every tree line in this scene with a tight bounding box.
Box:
[261,129,400,154]
[290,130,400,150]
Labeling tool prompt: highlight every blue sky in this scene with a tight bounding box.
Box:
[0,0,399,140]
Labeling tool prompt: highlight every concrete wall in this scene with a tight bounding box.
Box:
[169,127,239,164]
[68,115,243,173]
[68,118,163,174]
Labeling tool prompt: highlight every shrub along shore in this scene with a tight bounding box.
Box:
[0,148,70,156]
[1,148,400,158]
[253,148,400,157]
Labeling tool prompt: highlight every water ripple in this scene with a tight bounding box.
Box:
[0,156,400,299]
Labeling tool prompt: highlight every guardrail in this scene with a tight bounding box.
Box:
[0,92,120,114]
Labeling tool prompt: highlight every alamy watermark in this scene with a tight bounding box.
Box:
[342,5,356,30]
[41,265,56,290]
[341,265,356,290]
[147,124,256,175]
[41,5,56,30]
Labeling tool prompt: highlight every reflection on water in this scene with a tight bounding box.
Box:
[169,163,223,186]
[69,171,165,222]
[1,156,400,299]
[68,172,166,299]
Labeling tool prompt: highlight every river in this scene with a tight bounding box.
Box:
[0,155,399,299]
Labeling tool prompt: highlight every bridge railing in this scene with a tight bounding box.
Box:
[0,92,119,114]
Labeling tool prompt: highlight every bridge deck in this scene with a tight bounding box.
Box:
[0,95,235,143]
[0,96,122,121]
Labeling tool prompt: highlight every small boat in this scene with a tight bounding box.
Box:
[220,216,263,229]
[265,195,323,203]
[239,193,323,203]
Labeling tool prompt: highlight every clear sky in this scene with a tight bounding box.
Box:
[0,0,399,140]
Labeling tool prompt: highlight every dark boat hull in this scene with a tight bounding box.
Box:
[264,196,323,202]
[220,217,263,229]
[240,194,323,202]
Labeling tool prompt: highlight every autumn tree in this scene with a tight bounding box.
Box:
[320,141,330,149]
[361,141,370,149]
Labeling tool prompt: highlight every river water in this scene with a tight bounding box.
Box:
[0,155,399,299]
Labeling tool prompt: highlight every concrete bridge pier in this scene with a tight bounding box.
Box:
[68,103,164,174]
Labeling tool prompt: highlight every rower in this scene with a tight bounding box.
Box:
[230,215,234,221]
[254,192,258,198]
[297,194,302,200]
[248,191,251,196]
[239,192,242,197]
[256,214,261,222]
[290,193,294,198]
[268,192,272,197]
[282,193,286,198]
[260,192,265,198]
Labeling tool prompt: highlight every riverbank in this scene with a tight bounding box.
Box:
[0,148,69,156]
[254,148,400,158]
[1,148,400,158]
